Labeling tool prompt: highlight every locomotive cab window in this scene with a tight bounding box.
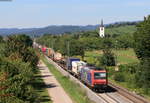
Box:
[94,72,106,79]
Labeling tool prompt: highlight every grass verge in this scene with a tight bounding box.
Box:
[41,55,94,103]
[32,72,52,103]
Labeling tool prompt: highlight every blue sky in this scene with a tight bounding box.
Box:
[0,0,150,28]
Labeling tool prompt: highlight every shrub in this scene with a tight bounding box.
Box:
[114,72,125,82]
[118,63,139,74]
[100,49,116,66]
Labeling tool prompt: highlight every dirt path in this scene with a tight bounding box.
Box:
[38,60,73,103]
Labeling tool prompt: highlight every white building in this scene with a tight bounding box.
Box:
[144,15,149,20]
[99,20,105,38]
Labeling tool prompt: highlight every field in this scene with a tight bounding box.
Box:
[83,48,139,65]
[113,49,139,64]
[106,25,136,35]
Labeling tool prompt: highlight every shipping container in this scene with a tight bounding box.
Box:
[42,47,47,53]
[46,48,54,57]
[66,58,80,71]
[54,52,62,61]
[72,61,87,75]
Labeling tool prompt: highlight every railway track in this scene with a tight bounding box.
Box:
[98,93,120,103]
[46,56,149,103]
[109,83,149,103]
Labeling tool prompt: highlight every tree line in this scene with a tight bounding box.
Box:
[0,35,39,103]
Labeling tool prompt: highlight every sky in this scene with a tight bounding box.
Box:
[0,0,150,28]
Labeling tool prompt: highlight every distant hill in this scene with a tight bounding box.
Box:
[0,25,99,36]
[0,21,139,36]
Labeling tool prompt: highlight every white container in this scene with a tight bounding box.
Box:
[54,52,62,60]
[72,61,87,75]
[77,61,87,74]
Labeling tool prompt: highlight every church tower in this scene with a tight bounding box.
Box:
[99,20,105,37]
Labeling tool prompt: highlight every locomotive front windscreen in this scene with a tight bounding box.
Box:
[94,72,106,79]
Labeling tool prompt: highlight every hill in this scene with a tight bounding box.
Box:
[0,21,139,36]
[0,25,98,36]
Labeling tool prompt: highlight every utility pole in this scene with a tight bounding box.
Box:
[51,40,54,50]
[51,39,55,50]
[67,41,70,57]
[51,40,55,59]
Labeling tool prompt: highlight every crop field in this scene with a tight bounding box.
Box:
[83,49,139,65]
[113,49,139,64]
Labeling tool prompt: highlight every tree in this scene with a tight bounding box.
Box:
[100,38,116,66]
[4,35,32,57]
[69,40,85,60]
[100,49,116,66]
[134,16,150,90]
[0,34,39,103]
[114,34,134,49]
[4,35,39,68]
[0,36,3,43]
[0,57,39,103]
[134,16,150,60]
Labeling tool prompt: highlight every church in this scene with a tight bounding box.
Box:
[99,20,105,38]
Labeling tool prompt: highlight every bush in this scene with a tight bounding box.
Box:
[100,49,116,66]
[0,59,39,103]
[118,63,139,74]
[0,35,39,103]
[135,59,150,89]
[114,72,125,82]
[107,67,115,78]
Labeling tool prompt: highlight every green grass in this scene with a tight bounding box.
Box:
[113,49,139,64]
[83,49,139,65]
[41,55,94,103]
[33,73,52,103]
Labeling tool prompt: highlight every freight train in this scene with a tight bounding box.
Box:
[36,44,108,90]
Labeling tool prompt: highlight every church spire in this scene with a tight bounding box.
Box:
[101,19,104,27]
[99,19,105,38]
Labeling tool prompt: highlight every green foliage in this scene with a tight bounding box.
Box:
[0,55,39,103]
[0,34,39,103]
[119,63,138,73]
[4,35,32,57]
[133,16,150,92]
[37,24,136,53]
[8,34,33,47]
[22,47,39,69]
[69,40,85,60]
[3,35,39,68]
[100,49,116,66]
[134,17,150,60]
[113,72,125,82]
[0,36,4,43]
[135,59,150,89]
[100,38,116,66]
[114,34,134,49]
[106,25,136,36]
